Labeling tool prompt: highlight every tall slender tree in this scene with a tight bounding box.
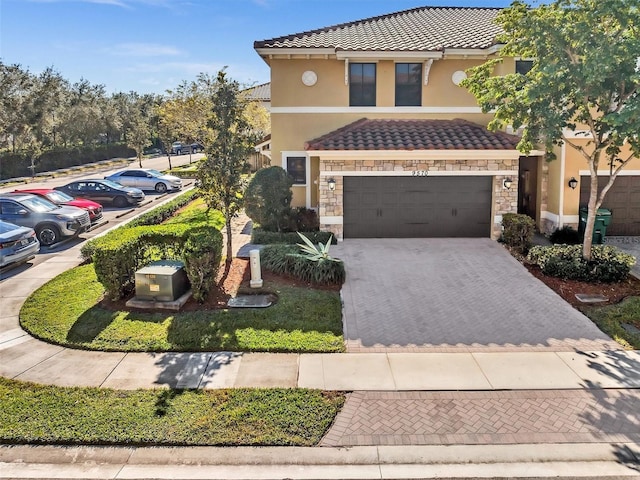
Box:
[197,69,261,264]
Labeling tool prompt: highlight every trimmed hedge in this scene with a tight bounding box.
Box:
[252,229,336,245]
[502,213,536,254]
[83,224,222,300]
[527,244,636,283]
[182,228,223,302]
[128,189,200,227]
[81,189,223,301]
[0,144,135,180]
[260,244,345,285]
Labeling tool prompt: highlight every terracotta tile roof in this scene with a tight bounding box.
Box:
[243,82,270,101]
[254,7,503,52]
[304,118,520,151]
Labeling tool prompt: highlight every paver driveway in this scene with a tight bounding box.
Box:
[332,239,621,352]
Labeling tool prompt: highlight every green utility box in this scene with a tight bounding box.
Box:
[578,207,612,244]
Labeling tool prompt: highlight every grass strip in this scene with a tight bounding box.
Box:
[20,264,344,353]
[581,297,640,350]
[0,378,344,446]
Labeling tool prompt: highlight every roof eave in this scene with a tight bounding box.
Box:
[255,46,504,61]
[306,150,521,161]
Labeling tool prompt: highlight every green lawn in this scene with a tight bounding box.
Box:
[0,378,344,446]
[581,297,640,350]
[20,264,344,353]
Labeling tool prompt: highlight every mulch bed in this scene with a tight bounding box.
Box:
[525,263,640,308]
[101,257,340,313]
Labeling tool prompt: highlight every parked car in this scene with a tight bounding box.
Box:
[171,142,204,155]
[104,168,182,193]
[0,220,40,268]
[13,189,104,224]
[0,193,91,246]
[55,179,145,208]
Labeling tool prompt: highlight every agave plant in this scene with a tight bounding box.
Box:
[296,231,339,262]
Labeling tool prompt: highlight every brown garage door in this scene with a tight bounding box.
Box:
[343,176,492,238]
[580,176,640,236]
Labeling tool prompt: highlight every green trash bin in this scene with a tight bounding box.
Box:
[578,207,612,244]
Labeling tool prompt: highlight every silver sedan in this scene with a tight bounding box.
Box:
[105,169,182,193]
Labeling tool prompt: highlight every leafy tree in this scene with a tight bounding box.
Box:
[197,69,262,265]
[462,0,640,260]
[244,166,293,232]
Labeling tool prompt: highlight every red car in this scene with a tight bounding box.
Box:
[14,189,104,224]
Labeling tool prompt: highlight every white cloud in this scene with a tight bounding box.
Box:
[108,43,183,57]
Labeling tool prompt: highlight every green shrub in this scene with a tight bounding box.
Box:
[244,166,293,232]
[81,193,224,301]
[549,226,581,245]
[182,228,223,303]
[527,244,636,283]
[0,144,135,180]
[252,229,336,245]
[260,244,345,285]
[284,207,320,232]
[128,189,200,227]
[84,225,190,300]
[502,213,536,253]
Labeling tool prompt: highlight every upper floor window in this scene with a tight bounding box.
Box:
[395,63,422,106]
[516,60,534,75]
[349,63,376,106]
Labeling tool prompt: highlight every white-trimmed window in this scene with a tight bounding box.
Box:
[285,156,307,185]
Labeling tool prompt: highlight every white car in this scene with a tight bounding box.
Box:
[105,169,182,193]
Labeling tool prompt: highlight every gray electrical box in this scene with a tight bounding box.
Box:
[135,260,189,301]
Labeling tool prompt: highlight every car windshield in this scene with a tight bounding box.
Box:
[19,195,58,212]
[100,179,124,189]
[46,191,74,203]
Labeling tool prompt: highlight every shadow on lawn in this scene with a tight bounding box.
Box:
[66,307,120,343]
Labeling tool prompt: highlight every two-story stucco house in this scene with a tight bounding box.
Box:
[254,6,640,240]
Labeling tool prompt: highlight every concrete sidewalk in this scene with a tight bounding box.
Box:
[2,343,640,391]
[1,443,639,479]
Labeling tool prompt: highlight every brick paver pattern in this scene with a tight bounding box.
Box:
[333,239,622,353]
[320,389,640,446]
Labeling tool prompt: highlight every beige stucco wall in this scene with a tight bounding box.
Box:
[272,112,496,159]
[270,58,487,108]
[540,139,640,233]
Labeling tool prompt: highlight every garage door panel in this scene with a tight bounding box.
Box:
[579,175,640,235]
[343,176,491,238]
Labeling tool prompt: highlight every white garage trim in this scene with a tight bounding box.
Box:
[320,216,343,224]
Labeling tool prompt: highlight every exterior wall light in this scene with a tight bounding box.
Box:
[568,177,578,190]
[328,178,336,191]
[503,178,513,190]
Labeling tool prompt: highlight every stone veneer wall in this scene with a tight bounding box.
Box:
[319,158,519,240]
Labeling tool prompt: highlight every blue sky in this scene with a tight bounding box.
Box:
[1,0,515,95]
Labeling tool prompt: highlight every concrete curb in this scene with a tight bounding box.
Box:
[1,443,639,479]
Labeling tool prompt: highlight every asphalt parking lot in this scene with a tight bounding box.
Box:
[0,154,200,280]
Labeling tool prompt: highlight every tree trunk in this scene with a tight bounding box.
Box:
[582,170,599,261]
[225,216,233,266]
[138,153,142,168]
[167,152,172,170]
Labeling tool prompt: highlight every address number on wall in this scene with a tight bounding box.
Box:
[412,170,429,177]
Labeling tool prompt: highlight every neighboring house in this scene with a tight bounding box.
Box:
[254,6,640,240]
[243,82,272,171]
